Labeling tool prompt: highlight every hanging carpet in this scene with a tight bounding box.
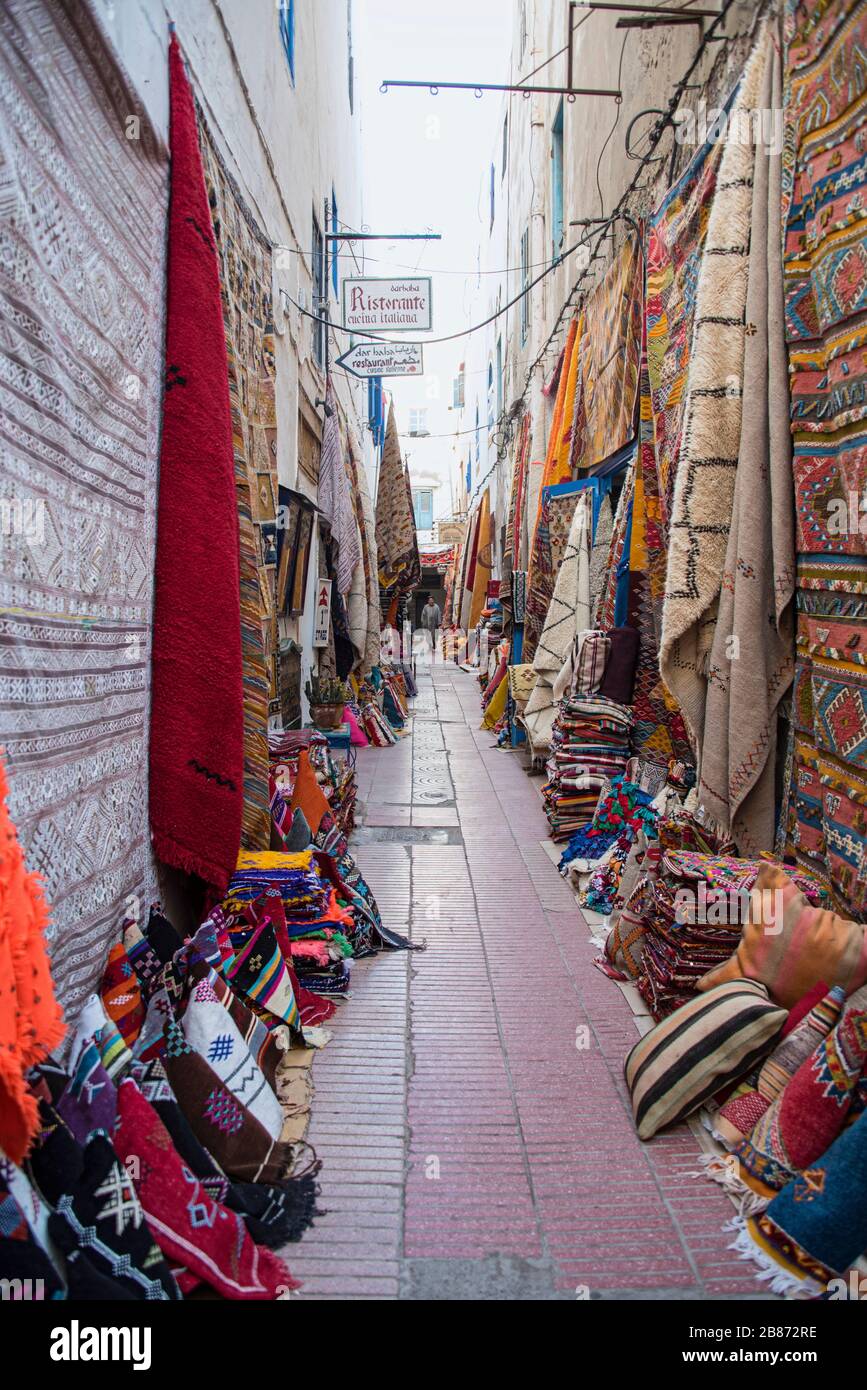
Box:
[198,102,279,851]
[0,0,168,1024]
[779,0,867,917]
[150,34,244,894]
[696,23,796,854]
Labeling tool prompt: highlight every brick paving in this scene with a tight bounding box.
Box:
[286,664,764,1300]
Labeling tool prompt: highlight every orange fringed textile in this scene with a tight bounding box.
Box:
[541,315,581,491]
[0,754,65,1162]
[289,749,332,838]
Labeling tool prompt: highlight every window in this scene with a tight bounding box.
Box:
[520,226,530,345]
[311,210,324,368]
[330,188,339,297]
[489,162,495,230]
[551,99,564,258]
[519,1,527,58]
[452,364,465,410]
[413,488,434,532]
[501,115,508,179]
[465,455,472,493]
[408,408,429,437]
[487,361,495,428]
[278,0,296,85]
[474,400,480,467]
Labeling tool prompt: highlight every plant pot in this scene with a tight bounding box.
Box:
[310,702,344,731]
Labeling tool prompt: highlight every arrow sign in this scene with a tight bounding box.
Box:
[335,340,424,379]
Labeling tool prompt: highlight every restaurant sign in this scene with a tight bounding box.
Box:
[341,277,432,333]
[336,340,424,378]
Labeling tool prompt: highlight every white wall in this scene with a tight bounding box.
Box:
[96,0,370,707]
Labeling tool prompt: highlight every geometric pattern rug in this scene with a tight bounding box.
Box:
[0,0,168,1026]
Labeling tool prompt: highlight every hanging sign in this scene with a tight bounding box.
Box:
[342,277,433,332]
[335,340,424,378]
[312,579,332,648]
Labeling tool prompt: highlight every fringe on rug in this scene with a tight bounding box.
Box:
[688,1152,770,1218]
[727,1217,823,1300]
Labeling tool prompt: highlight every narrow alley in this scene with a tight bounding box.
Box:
[2,0,866,1341]
[289,666,756,1300]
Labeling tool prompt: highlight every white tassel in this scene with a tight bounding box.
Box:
[728,1224,823,1300]
[687,1152,770,1217]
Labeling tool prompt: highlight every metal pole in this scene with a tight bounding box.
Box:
[380,79,622,99]
[573,1,718,15]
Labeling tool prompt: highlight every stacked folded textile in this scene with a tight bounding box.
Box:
[542,695,632,840]
[223,851,357,998]
[635,852,829,1020]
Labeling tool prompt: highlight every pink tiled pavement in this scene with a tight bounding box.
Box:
[286,665,764,1300]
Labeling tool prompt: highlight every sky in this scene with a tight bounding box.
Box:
[352,0,513,518]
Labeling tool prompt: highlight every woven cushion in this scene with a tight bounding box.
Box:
[697,865,867,1008]
[625,979,787,1140]
[736,998,867,1197]
[757,985,845,1102]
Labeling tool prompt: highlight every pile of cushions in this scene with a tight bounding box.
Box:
[619,862,867,1297]
[0,898,323,1301]
[542,695,632,841]
[696,863,867,1006]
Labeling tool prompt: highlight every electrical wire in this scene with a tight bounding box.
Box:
[281,220,603,347]
[595,32,629,216]
[462,0,742,509]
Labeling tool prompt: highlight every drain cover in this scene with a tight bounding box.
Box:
[353,826,463,845]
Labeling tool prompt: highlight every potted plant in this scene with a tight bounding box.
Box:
[306,674,350,731]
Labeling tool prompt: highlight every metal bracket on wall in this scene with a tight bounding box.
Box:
[380,79,621,101]
[567,1,716,85]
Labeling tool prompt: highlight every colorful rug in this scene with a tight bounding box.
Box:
[629,351,691,764]
[501,414,530,621]
[522,491,593,755]
[469,489,493,631]
[780,0,867,917]
[571,231,643,472]
[0,0,168,1024]
[113,1076,295,1299]
[376,402,420,598]
[150,35,244,892]
[199,105,278,847]
[630,109,725,767]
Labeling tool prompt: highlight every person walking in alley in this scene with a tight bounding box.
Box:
[418,593,441,662]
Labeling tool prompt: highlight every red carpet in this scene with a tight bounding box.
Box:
[149,35,243,893]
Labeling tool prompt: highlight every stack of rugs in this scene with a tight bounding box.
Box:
[620,860,867,1299]
[628,850,829,1020]
[542,695,632,841]
[223,850,356,999]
